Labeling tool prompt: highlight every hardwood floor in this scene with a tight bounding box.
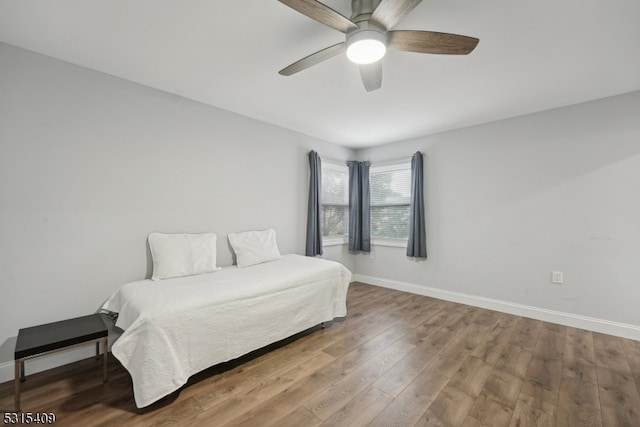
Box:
[2,282,640,426]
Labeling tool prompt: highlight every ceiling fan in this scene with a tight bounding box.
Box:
[278,0,479,92]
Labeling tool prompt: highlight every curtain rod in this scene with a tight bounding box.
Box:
[361,153,419,167]
[308,151,344,165]
[310,151,421,166]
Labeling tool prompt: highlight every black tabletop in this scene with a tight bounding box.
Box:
[15,313,108,359]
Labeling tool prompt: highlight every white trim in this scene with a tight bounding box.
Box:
[352,274,640,341]
[323,238,408,248]
[371,238,407,248]
[323,237,347,246]
[0,360,14,384]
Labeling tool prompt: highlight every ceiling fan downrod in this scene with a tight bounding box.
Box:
[351,0,382,22]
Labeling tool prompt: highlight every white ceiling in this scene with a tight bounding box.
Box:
[1,0,639,148]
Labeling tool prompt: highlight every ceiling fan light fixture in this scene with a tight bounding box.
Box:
[346,28,387,64]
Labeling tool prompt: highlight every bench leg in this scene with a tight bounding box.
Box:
[15,360,20,411]
[20,360,25,382]
[96,342,100,360]
[102,337,108,383]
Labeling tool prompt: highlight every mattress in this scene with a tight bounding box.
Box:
[102,254,351,408]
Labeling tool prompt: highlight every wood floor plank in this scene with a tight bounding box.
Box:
[556,326,602,427]
[445,355,495,399]
[565,327,597,365]
[593,331,640,426]
[194,352,334,424]
[2,282,640,427]
[596,367,640,427]
[304,340,415,420]
[533,322,565,360]
[272,406,322,427]
[190,347,333,411]
[316,322,411,382]
[415,356,493,427]
[471,314,519,365]
[368,329,449,398]
[494,343,533,378]
[472,308,503,328]
[481,368,523,409]
[405,302,481,349]
[321,315,402,359]
[415,386,475,427]
[593,332,631,373]
[217,372,333,427]
[507,324,562,427]
[520,359,563,406]
[318,386,392,427]
[368,317,487,427]
[563,327,598,384]
[149,396,204,427]
[509,317,543,352]
[462,391,514,427]
[508,392,557,427]
[368,354,472,427]
[519,323,565,406]
[396,296,444,329]
[557,377,602,427]
[370,305,474,398]
[622,337,640,398]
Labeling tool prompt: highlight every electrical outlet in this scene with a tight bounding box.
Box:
[552,271,563,284]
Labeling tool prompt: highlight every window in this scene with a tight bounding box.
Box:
[370,161,412,242]
[321,161,349,242]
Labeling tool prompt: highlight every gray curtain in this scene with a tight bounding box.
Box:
[305,151,323,256]
[407,152,427,257]
[347,161,370,252]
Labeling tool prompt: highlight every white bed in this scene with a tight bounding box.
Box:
[102,254,351,408]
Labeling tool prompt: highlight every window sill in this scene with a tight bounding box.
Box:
[371,238,408,248]
[323,237,348,247]
[322,238,408,248]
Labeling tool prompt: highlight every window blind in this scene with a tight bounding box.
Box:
[321,161,349,238]
[370,162,411,239]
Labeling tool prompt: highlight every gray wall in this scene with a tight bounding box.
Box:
[0,43,354,368]
[355,91,640,328]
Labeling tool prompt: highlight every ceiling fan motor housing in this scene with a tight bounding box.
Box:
[346,21,388,46]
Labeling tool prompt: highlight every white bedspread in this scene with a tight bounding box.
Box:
[102,254,351,408]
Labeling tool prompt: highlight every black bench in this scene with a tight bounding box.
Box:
[14,314,108,411]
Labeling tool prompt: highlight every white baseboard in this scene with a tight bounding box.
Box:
[0,361,12,385]
[353,274,640,341]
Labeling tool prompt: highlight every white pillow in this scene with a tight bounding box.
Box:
[149,232,220,280]
[228,229,282,268]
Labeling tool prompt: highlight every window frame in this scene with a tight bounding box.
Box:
[369,160,412,247]
[320,160,349,246]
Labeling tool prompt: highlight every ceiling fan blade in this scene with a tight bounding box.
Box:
[279,42,346,76]
[279,0,358,33]
[389,30,479,54]
[359,62,383,92]
[371,0,423,30]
